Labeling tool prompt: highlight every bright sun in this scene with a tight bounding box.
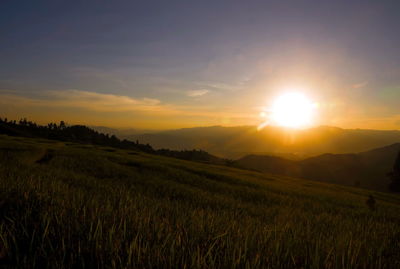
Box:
[270,92,315,128]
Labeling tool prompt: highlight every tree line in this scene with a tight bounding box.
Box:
[0,118,225,164]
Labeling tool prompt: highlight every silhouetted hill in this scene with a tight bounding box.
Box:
[127,125,400,159]
[0,118,226,165]
[234,143,400,191]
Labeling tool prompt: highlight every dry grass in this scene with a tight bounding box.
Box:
[0,134,399,268]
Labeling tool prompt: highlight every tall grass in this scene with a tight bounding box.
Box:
[0,135,399,268]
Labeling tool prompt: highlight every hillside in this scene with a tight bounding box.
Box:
[1,134,400,268]
[126,125,400,159]
[235,143,400,191]
[0,119,226,165]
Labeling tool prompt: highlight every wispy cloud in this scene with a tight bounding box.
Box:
[352,81,368,89]
[198,82,244,92]
[0,89,251,117]
[0,89,260,127]
[186,89,210,97]
[0,89,175,113]
[50,89,161,108]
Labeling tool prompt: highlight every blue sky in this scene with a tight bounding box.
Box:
[1,0,400,129]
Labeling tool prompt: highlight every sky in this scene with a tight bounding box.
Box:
[1,0,400,130]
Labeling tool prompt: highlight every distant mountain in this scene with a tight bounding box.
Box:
[90,126,159,137]
[234,143,400,191]
[127,125,400,159]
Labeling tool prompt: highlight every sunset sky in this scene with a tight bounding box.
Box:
[1,0,400,130]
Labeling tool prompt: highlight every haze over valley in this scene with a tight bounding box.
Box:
[123,125,400,159]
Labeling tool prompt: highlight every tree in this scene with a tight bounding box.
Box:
[59,121,66,130]
[388,150,400,192]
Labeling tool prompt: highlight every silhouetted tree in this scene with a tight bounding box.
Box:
[388,150,400,192]
[59,121,66,130]
[19,118,28,126]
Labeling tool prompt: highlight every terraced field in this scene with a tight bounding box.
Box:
[0,134,399,268]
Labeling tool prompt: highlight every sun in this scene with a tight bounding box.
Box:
[270,92,315,128]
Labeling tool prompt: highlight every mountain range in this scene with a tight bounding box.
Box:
[233,143,400,191]
[124,125,400,159]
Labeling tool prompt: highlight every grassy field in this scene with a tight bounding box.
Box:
[0,134,400,268]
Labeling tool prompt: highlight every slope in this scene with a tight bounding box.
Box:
[0,134,400,268]
[235,143,400,191]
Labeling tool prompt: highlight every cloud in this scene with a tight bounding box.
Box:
[352,81,368,89]
[186,89,210,97]
[0,89,174,113]
[0,89,254,118]
[198,81,244,92]
[49,89,161,108]
[0,89,260,128]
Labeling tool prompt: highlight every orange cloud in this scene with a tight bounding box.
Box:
[0,90,178,113]
[0,89,257,123]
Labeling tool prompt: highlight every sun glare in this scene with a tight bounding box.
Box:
[270,92,315,128]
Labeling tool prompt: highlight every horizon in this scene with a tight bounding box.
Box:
[4,117,400,132]
[3,117,400,161]
[90,123,400,133]
[2,1,400,130]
